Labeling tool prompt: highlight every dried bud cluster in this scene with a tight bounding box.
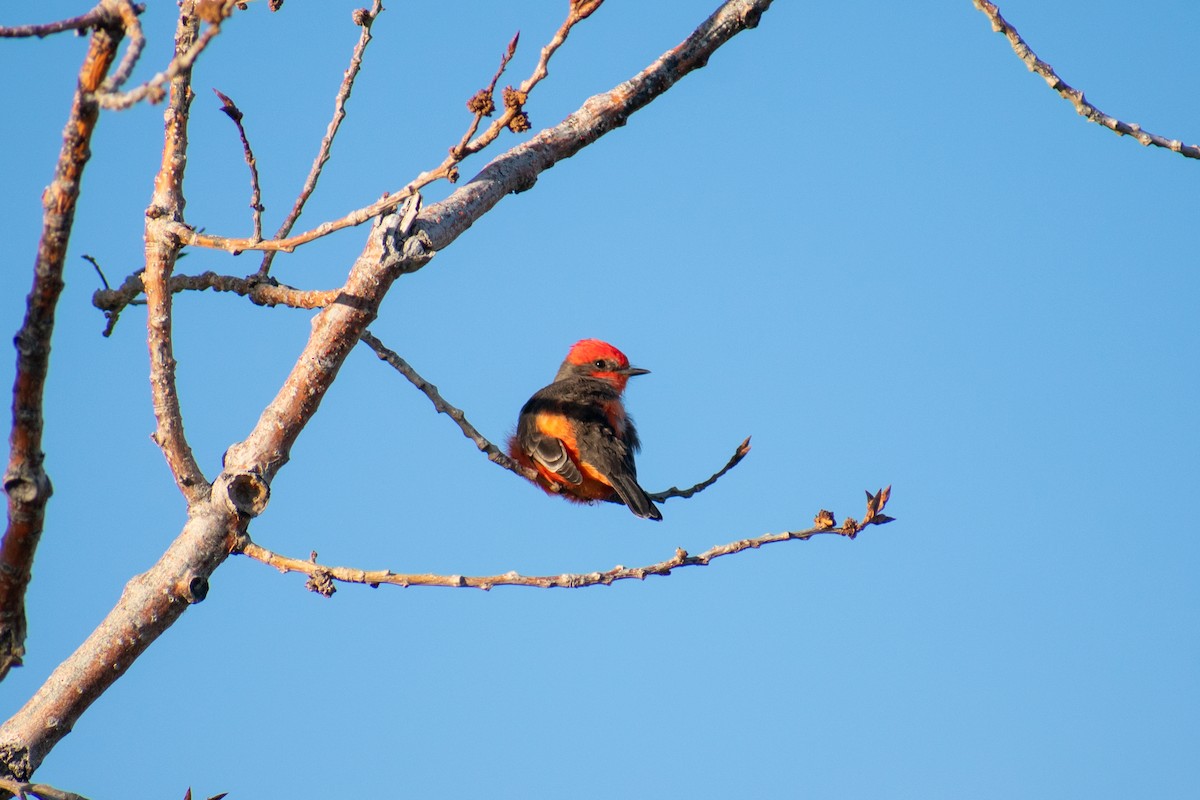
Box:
[502,86,528,109]
[467,89,495,116]
[508,112,531,133]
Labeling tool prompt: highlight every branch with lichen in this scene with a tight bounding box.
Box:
[973,0,1200,160]
[237,488,893,596]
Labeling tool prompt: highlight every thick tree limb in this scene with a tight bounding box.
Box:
[974,0,1200,160]
[0,5,124,684]
[0,499,238,782]
[0,0,775,781]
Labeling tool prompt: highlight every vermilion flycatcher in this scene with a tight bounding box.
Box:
[509,339,662,520]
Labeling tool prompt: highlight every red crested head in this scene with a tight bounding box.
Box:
[555,339,649,392]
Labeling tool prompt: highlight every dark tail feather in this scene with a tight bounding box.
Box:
[611,474,662,521]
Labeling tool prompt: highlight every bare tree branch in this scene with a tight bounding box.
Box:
[0,0,776,780]
[92,272,340,336]
[456,32,519,158]
[647,437,752,502]
[0,4,121,38]
[413,0,773,255]
[257,0,383,278]
[93,11,225,110]
[163,0,620,255]
[238,514,870,595]
[974,0,1200,160]
[0,500,238,783]
[0,5,125,683]
[358,330,543,482]
[142,3,210,503]
[98,0,145,94]
[0,776,90,800]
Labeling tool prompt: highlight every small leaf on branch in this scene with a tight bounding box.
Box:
[863,485,893,524]
[571,0,605,22]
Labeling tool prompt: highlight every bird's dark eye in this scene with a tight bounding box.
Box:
[593,359,606,369]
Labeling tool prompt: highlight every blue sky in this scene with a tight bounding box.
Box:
[1,1,1197,797]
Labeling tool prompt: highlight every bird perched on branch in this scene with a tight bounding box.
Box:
[509,339,662,520]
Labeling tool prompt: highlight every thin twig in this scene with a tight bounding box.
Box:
[257,0,383,278]
[238,486,892,596]
[0,777,90,800]
[974,0,1200,160]
[0,778,86,800]
[453,31,520,158]
[647,437,751,502]
[239,522,853,594]
[213,89,264,242]
[0,4,114,38]
[99,0,145,93]
[80,255,110,291]
[358,330,538,481]
[168,0,607,255]
[0,12,124,683]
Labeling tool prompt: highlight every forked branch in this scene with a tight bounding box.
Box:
[164,0,613,255]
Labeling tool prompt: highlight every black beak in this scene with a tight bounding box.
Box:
[625,366,650,377]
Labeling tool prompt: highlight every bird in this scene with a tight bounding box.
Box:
[508,339,662,520]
